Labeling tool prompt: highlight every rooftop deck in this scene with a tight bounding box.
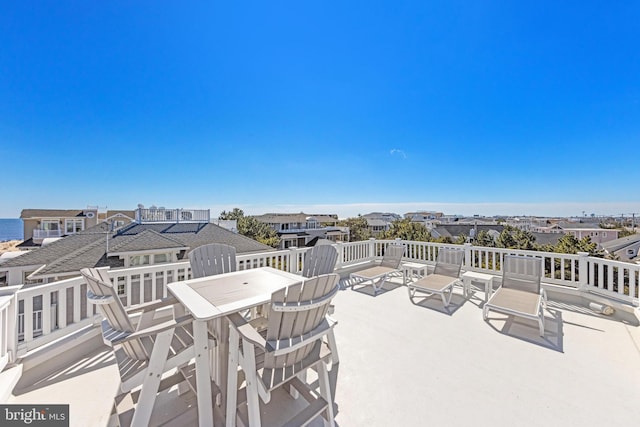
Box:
[6,272,640,426]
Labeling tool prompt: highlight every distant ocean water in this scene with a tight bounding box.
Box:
[0,218,23,241]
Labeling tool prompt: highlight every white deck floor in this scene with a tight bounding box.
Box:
[8,276,640,426]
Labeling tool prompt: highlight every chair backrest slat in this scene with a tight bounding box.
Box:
[380,244,404,269]
[433,248,464,278]
[188,243,237,279]
[501,255,542,293]
[301,245,338,278]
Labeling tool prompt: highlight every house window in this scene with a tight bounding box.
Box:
[65,219,84,234]
[130,255,151,266]
[154,253,170,263]
[41,220,59,231]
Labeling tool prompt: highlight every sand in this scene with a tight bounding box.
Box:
[0,240,21,254]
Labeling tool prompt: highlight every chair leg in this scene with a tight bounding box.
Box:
[538,307,545,337]
[317,361,335,427]
[226,328,240,427]
[131,329,174,427]
[442,286,453,307]
[407,285,415,299]
[538,317,545,336]
[327,329,339,365]
[242,341,261,427]
[373,275,386,294]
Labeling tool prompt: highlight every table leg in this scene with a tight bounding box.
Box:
[213,317,230,410]
[194,320,213,426]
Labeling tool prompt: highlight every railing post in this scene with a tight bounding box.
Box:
[369,238,376,260]
[577,252,589,291]
[464,243,472,270]
[289,246,301,274]
[335,242,344,270]
[0,285,23,365]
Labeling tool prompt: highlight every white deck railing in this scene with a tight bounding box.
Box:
[33,229,63,240]
[3,240,639,362]
[0,295,13,372]
[135,208,210,223]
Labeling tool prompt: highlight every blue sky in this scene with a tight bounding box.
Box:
[1,1,639,219]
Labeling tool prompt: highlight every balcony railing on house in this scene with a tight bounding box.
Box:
[32,229,63,240]
[2,239,639,366]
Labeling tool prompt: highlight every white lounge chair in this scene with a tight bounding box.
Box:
[226,273,340,427]
[407,248,465,307]
[483,255,547,336]
[188,243,237,278]
[350,244,405,294]
[81,267,217,427]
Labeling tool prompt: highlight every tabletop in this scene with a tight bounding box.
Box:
[167,267,302,321]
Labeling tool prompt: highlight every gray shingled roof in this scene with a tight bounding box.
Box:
[20,209,86,218]
[2,221,274,279]
[254,213,338,224]
[600,233,640,252]
[108,229,188,253]
[432,224,505,239]
[531,232,562,247]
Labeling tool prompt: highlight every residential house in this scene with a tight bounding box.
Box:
[557,222,619,246]
[0,208,273,286]
[361,212,401,236]
[404,211,443,222]
[430,224,562,247]
[253,213,349,249]
[600,233,640,262]
[101,210,136,229]
[19,208,100,249]
[18,208,137,250]
[430,224,504,242]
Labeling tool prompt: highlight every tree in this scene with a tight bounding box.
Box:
[218,208,245,221]
[475,230,496,247]
[553,234,601,257]
[337,216,371,242]
[618,228,636,238]
[219,209,280,248]
[379,218,431,242]
[496,225,536,250]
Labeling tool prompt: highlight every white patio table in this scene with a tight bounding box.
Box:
[168,267,302,427]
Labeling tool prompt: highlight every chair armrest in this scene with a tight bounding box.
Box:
[125,295,180,314]
[112,315,193,344]
[228,312,267,349]
[326,314,338,328]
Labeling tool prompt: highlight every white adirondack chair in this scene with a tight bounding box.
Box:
[226,273,340,427]
[302,244,338,278]
[350,244,405,294]
[81,268,217,427]
[302,244,340,364]
[188,243,237,278]
[483,255,547,336]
